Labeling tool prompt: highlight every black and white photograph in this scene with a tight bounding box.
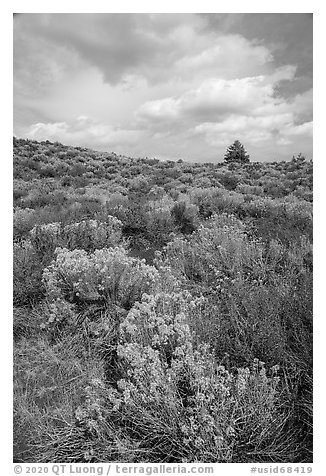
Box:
[12,9,313,467]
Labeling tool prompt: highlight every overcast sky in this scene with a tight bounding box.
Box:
[13,13,313,162]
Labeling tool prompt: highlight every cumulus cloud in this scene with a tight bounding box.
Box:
[194,114,311,146]
[136,66,300,130]
[25,116,143,150]
[175,34,273,80]
[135,66,312,160]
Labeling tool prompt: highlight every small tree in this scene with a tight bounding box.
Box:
[224,140,250,164]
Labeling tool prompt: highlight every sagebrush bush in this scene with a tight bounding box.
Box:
[171,200,199,234]
[159,214,312,361]
[13,241,45,305]
[145,197,175,245]
[13,207,37,240]
[30,217,123,258]
[62,217,123,251]
[24,290,287,463]
[30,222,62,257]
[42,246,158,310]
[95,292,289,462]
[160,214,266,288]
[156,215,312,461]
[241,196,312,243]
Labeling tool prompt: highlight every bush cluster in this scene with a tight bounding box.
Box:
[13,138,312,463]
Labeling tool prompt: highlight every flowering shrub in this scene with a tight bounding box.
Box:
[235,184,264,196]
[282,197,312,225]
[36,298,76,332]
[240,196,313,244]
[13,207,37,240]
[74,377,111,438]
[241,196,312,223]
[30,222,62,256]
[29,217,123,257]
[99,291,285,462]
[42,246,158,309]
[158,214,312,371]
[62,216,123,251]
[210,189,245,214]
[241,197,275,218]
[146,197,175,245]
[119,291,192,357]
[161,214,266,289]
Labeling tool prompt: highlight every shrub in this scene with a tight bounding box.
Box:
[171,200,199,234]
[13,241,44,305]
[13,208,37,240]
[13,180,30,203]
[156,216,312,460]
[236,184,264,196]
[29,217,123,258]
[62,217,123,251]
[210,189,245,215]
[42,246,158,310]
[159,214,312,360]
[218,172,242,191]
[30,222,62,257]
[104,192,129,218]
[39,164,56,178]
[189,188,245,217]
[146,197,175,245]
[37,298,77,333]
[98,292,289,462]
[161,214,265,288]
[241,197,312,244]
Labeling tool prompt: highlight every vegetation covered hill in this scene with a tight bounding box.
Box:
[13,137,312,463]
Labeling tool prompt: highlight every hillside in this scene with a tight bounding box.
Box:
[13,137,313,463]
[14,137,312,249]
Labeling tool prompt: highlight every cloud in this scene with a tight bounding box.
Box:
[24,116,143,150]
[202,14,313,95]
[14,14,276,88]
[283,121,313,138]
[194,114,312,147]
[135,66,312,159]
[14,14,204,86]
[136,66,298,128]
[175,34,273,80]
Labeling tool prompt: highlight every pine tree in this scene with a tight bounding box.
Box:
[224,140,250,164]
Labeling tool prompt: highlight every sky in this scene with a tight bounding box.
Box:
[13,13,313,162]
